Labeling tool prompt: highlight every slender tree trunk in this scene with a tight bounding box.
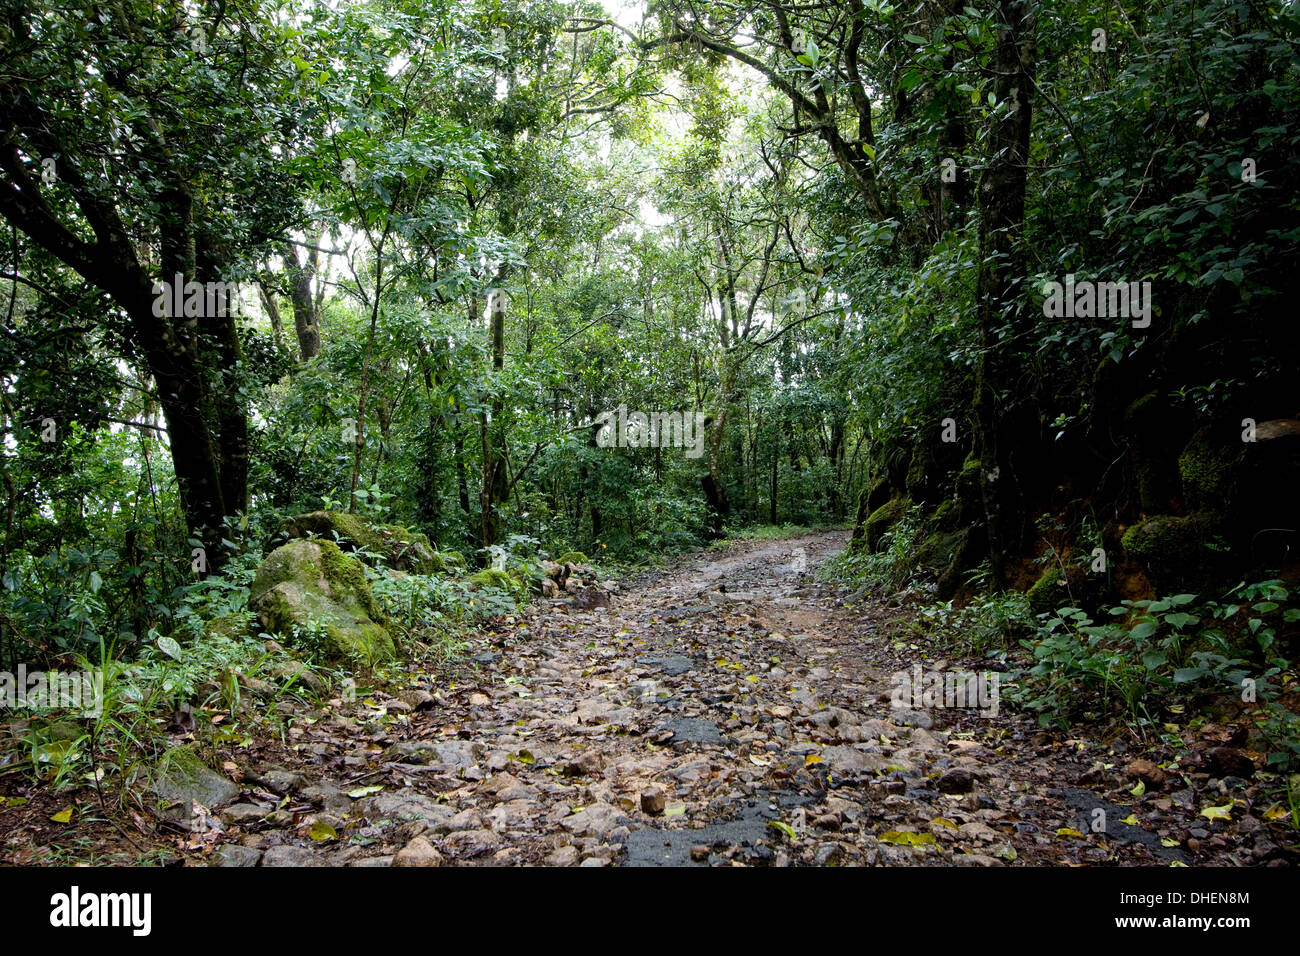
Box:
[973,0,1038,584]
[282,241,322,361]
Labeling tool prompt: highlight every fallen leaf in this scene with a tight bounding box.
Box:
[1263,805,1290,822]
[1129,779,1146,797]
[931,817,959,829]
[804,754,823,767]
[994,843,1017,861]
[1199,803,1233,821]
[309,821,337,841]
[1161,837,1180,848]
[1056,828,1086,838]
[347,785,383,799]
[749,754,771,767]
[50,808,73,824]
[768,820,797,839]
[1121,814,1140,825]
[880,830,936,846]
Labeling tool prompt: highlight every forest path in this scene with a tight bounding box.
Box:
[217,531,1200,867]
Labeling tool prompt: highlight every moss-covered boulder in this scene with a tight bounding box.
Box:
[1026,565,1068,613]
[556,551,589,567]
[915,530,961,569]
[851,477,896,548]
[1123,392,1187,514]
[905,448,930,503]
[249,539,395,663]
[1120,513,1220,592]
[930,497,959,532]
[151,745,240,819]
[863,497,910,552]
[279,511,438,574]
[465,568,527,603]
[1178,430,1239,514]
[954,457,984,524]
[437,550,467,572]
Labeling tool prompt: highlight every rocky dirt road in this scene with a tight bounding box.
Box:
[201,532,1273,867]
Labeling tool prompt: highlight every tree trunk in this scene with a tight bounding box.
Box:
[282,241,322,362]
[972,0,1038,584]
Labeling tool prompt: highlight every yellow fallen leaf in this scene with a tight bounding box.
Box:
[745,675,760,683]
[931,817,959,829]
[1161,838,1180,848]
[50,808,73,824]
[1129,779,1146,797]
[309,821,337,841]
[1263,805,1290,822]
[805,754,823,767]
[1056,828,1086,838]
[749,754,771,767]
[880,831,937,846]
[1200,803,1233,821]
[1163,723,1179,733]
[994,843,1017,861]
[1170,860,1189,867]
[1121,814,1140,825]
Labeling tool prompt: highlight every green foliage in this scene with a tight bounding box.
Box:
[1013,582,1299,767]
[826,504,926,594]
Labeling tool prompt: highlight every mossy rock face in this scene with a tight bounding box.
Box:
[905,449,929,502]
[915,530,961,569]
[556,551,589,567]
[954,457,984,524]
[279,511,438,574]
[1120,513,1219,592]
[864,497,910,552]
[249,539,395,664]
[1026,565,1068,613]
[931,497,959,532]
[1178,431,1239,514]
